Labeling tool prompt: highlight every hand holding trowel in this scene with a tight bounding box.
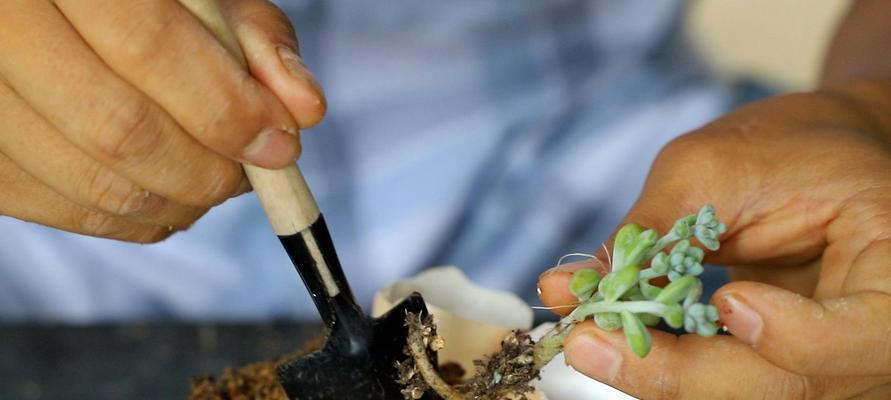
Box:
[177,1,436,398]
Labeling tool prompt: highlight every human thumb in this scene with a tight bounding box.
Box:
[219,0,326,128]
[713,281,891,376]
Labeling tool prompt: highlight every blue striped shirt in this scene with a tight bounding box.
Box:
[0,0,738,321]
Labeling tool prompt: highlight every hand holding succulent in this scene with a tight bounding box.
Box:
[533,205,724,366]
[537,92,891,398]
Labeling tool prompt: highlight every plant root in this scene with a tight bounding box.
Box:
[403,314,466,399]
[400,313,539,400]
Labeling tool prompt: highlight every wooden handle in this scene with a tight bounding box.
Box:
[178,0,320,236]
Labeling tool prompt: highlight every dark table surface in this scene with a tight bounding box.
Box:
[0,323,323,400]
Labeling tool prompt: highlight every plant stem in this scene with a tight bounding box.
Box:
[532,321,573,370]
[644,232,678,260]
[638,268,664,281]
[532,300,666,370]
[571,300,668,319]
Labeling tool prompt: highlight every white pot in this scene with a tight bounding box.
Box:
[372,266,636,400]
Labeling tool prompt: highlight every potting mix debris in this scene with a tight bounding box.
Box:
[400,313,539,400]
[459,330,538,400]
[188,336,323,400]
[189,359,287,400]
[189,318,538,400]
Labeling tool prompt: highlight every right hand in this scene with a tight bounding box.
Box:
[0,0,325,242]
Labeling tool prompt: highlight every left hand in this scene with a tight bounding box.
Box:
[538,88,891,399]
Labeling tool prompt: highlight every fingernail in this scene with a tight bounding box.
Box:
[720,295,763,346]
[540,259,604,280]
[539,266,562,280]
[565,332,622,382]
[277,47,325,98]
[242,127,299,167]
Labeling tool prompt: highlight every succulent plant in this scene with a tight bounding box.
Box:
[534,205,726,367]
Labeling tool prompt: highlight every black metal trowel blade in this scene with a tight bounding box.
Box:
[278,293,437,399]
[275,215,439,400]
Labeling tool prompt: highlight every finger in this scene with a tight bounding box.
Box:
[219,0,326,128]
[856,383,891,399]
[819,196,891,297]
[538,259,605,317]
[618,131,837,267]
[563,321,884,400]
[0,1,243,207]
[714,280,891,375]
[55,0,301,168]
[0,81,205,228]
[0,152,172,243]
[728,261,821,298]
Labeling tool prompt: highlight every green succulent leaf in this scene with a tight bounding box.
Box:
[612,223,644,271]
[594,312,622,331]
[650,252,670,274]
[599,265,641,302]
[663,303,685,329]
[620,310,652,358]
[639,280,662,299]
[684,303,720,336]
[693,205,727,251]
[696,205,716,224]
[671,215,697,239]
[623,285,645,301]
[654,275,697,304]
[534,204,726,367]
[665,240,706,281]
[570,269,602,301]
[624,229,659,269]
[683,279,704,309]
[638,313,661,327]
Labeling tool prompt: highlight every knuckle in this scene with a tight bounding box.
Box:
[113,4,177,68]
[654,136,694,173]
[652,370,682,400]
[762,374,813,400]
[78,211,129,238]
[82,166,150,216]
[239,1,296,42]
[132,226,174,244]
[89,98,160,164]
[800,376,828,400]
[202,80,268,154]
[181,161,242,206]
[768,344,812,375]
[852,204,891,243]
[79,213,175,243]
[654,132,733,182]
[659,133,721,166]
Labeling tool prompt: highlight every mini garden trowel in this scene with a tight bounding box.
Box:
[179,1,437,398]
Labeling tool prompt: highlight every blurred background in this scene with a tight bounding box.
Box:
[0,1,851,399]
[689,0,848,89]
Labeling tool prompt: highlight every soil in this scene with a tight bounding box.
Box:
[189,318,538,400]
[457,330,538,400]
[189,358,287,400]
[400,313,539,400]
[188,336,323,400]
